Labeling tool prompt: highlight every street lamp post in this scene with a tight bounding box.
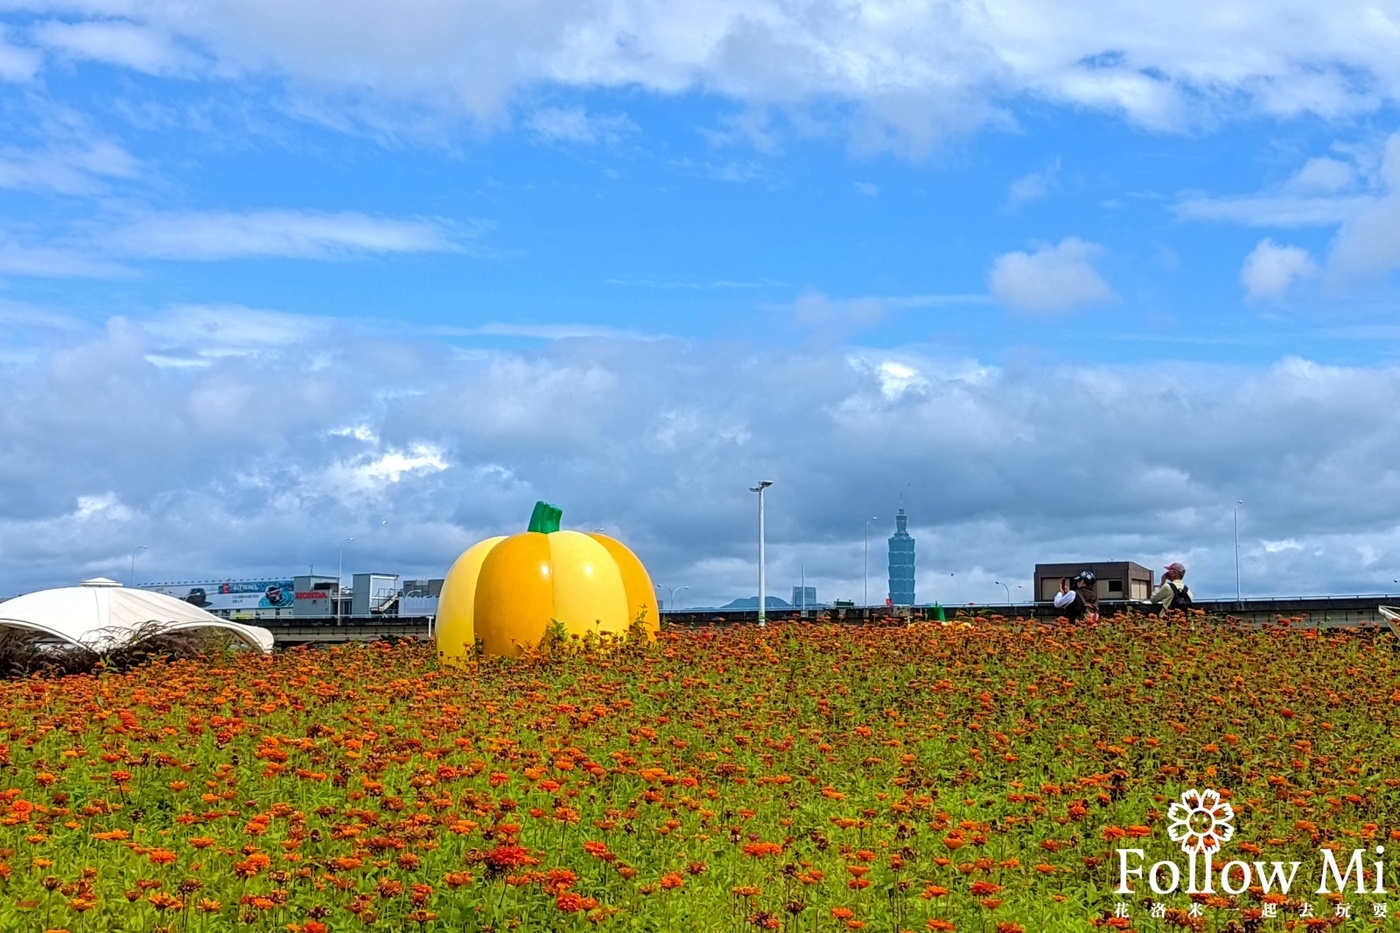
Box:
[130,545,147,587]
[1234,500,1243,604]
[749,481,773,625]
[337,536,354,624]
[995,580,1011,604]
[864,516,878,607]
[656,584,689,613]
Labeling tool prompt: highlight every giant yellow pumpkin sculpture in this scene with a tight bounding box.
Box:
[436,501,658,660]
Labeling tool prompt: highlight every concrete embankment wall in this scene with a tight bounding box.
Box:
[251,596,1399,645]
[661,596,1396,630]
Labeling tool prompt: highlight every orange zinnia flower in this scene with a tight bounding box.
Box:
[556,891,598,913]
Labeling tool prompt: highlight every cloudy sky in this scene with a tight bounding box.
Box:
[2,1,1399,607]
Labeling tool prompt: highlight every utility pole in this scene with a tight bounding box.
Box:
[1234,500,1243,604]
[750,481,773,625]
[864,516,877,606]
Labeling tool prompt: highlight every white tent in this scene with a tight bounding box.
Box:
[0,577,274,653]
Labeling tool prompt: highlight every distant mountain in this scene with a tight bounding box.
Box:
[719,596,793,609]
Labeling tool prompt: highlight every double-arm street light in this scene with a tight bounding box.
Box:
[995,580,1011,604]
[749,481,772,625]
[656,584,689,613]
[864,516,878,607]
[130,545,147,587]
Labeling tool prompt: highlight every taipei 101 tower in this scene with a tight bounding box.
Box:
[887,508,915,606]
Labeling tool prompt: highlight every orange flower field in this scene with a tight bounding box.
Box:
[1,615,1397,932]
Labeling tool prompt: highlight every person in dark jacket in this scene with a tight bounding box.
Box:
[1053,570,1100,622]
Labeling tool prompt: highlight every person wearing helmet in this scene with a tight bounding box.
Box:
[1150,562,1191,613]
[1053,570,1100,623]
[261,584,291,608]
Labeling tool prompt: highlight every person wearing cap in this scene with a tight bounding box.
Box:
[1053,570,1100,623]
[1150,562,1191,611]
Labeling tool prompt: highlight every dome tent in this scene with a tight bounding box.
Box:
[0,577,274,653]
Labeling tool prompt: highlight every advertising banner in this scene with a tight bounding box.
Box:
[142,579,296,612]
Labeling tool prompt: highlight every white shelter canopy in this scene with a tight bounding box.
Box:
[0,577,274,653]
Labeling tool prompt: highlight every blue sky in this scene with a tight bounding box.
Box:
[2,1,1400,606]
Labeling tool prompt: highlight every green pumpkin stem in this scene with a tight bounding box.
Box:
[527,500,563,534]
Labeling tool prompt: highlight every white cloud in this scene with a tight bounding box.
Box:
[1329,197,1400,281]
[1174,193,1370,227]
[786,289,990,343]
[792,289,888,330]
[0,99,143,201]
[30,19,198,76]
[6,317,1400,604]
[1176,150,1372,228]
[141,304,332,358]
[0,299,82,332]
[853,182,879,197]
[359,444,449,483]
[326,442,450,492]
[1178,134,1400,288]
[790,289,991,330]
[988,237,1116,313]
[1006,158,1061,208]
[107,209,464,261]
[524,105,636,145]
[435,322,654,341]
[1328,135,1400,281]
[0,236,133,277]
[699,109,780,154]
[0,207,475,278]
[330,424,378,443]
[873,360,928,400]
[0,27,42,82]
[604,275,783,290]
[0,137,141,194]
[666,157,769,183]
[1178,151,1368,226]
[1240,239,1318,301]
[4,2,1400,147]
[1286,157,1356,194]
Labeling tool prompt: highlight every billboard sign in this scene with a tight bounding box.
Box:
[142,579,297,612]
